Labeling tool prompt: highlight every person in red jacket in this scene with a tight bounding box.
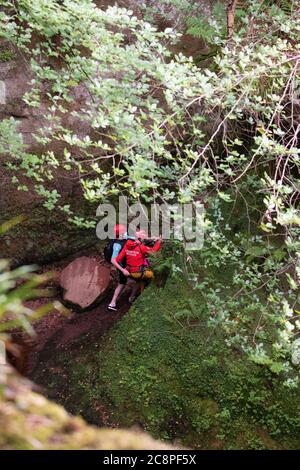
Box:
[115,229,161,287]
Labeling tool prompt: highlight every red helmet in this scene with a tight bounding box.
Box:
[114,224,126,238]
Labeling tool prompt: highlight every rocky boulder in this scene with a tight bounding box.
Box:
[60,257,110,310]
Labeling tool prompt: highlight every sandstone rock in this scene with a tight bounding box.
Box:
[60,257,110,309]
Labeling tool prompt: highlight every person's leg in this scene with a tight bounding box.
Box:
[108,271,127,310]
[139,270,153,294]
[128,280,141,303]
[139,281,146,293]
[109,283,124,309]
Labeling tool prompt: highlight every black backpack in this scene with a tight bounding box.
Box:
[103,239,126,263]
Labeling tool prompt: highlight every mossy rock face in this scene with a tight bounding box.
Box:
[31,264,300,450]
[0,173,98,266]
[0,365,175,450]
[0,37,99,266]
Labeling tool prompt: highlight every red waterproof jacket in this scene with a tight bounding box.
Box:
[116,239,161,273]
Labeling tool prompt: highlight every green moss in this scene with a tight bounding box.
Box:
[0,49,14,62]
[1,197,97,265]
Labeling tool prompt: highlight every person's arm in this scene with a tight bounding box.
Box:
[140,239,161,255]
[111,257,129,276]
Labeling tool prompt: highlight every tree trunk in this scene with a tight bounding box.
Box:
[227,0,239,39]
